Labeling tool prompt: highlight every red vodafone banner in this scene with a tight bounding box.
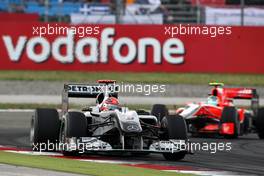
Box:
[0,23,263,73]
[0,13,39,22]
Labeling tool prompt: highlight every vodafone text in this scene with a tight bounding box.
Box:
[2,27,185,64]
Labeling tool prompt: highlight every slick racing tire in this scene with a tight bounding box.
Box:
[240,113,251,135]
[151,104,169,122]
[30,108,60,151]
[61,112,87,156]
[256,108,264,139]
[161,115,187,161]
[220,107,239,139]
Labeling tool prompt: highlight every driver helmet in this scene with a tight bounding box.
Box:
[207,95,219,106]
[100,97,120,111]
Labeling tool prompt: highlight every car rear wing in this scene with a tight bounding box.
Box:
[223,88,258,100]
[61,83,118,115]
[65,84,108,98]
[224,88,259,116]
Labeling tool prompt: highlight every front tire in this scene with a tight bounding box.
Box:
[256,108,264,139]
[60,112,87,156]
[161,115,187,161]
[220,107,239,138]
[30,108,60,151]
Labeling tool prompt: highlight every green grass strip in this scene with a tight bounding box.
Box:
[0,151,190,176]
[0,71,264,86]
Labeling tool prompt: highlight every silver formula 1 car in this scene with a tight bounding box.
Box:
[30,80,190,161]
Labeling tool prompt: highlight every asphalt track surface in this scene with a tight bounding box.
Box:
[1,111,264,175]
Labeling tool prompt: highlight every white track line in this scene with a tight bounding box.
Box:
[78,159,145,165]
[0,109,34,112]
[5,150,62,156]
[167,170,245,176]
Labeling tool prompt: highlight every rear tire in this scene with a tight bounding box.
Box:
[241,113,251,135]
[151,104,168,122]
[220,107,239,138]
[256,108,264,139]
[161,115,187,161]
[61,112,87,156]
[30,108,60,151]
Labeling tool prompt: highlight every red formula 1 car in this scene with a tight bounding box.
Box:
[174,83,264,138]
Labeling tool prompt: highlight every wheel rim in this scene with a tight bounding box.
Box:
[30,117,35,144]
